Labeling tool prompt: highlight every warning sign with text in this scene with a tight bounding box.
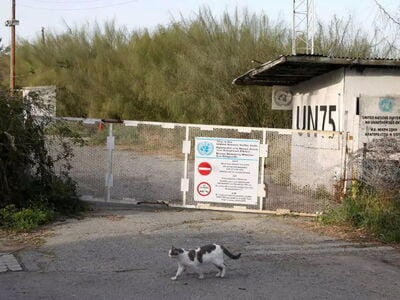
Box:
[359,96,400,146]
[194,137,260,205]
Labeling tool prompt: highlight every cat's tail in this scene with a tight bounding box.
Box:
[221,246,241,260]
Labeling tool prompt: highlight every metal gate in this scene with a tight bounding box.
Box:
[55,118,347,215]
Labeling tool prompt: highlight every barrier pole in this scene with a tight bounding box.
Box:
[106,123,113,202]
[259,129,267,211]
[182,125,190,206]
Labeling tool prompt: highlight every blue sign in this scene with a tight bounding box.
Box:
[379,98,393,112]
[197,141,214,156]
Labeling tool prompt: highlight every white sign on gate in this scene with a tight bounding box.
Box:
[359,96,400,146]
[194,137,260,205]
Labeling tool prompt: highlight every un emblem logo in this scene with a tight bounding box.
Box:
[197,141,214,156]
[379,98,393,112]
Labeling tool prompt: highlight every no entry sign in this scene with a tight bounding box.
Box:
[198,162,212,176]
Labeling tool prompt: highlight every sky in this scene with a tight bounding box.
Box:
[0,0,398,46]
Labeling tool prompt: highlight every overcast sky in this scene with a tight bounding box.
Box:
[0,0,397,45]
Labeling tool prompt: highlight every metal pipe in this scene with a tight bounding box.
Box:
[182,125,190,206]
[259,129,267,211]
[106,123,113,202]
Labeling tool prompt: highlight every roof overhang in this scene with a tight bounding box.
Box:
[233,54,400,86]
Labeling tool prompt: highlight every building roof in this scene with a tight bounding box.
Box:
[232,54,400,86]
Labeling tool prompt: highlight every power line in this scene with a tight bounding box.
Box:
[19,0,139,11]
[22,0,108,3]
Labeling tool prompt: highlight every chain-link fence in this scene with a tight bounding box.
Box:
[51,118,347,214]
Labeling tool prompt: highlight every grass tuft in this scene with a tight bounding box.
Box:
[320,184,400,243]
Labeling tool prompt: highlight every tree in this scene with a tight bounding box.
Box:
[374,0,400,57]
[0,38,10,90]
[2,8,394,127]
[375,0,400,26]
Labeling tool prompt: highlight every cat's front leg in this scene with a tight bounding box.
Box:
[171,263,185,280]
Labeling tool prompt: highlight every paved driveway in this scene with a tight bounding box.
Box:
[1,204,400,299]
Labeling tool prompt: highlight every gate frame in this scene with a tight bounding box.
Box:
[59,117,348,216]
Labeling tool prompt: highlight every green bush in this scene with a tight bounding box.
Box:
[0,91,86,231]
[0,204,54,232]
[320,184,400,243]
[2,9,389,127]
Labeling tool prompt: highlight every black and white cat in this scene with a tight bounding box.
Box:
[168,244,241,280]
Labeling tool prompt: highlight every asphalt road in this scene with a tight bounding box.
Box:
[1,204,400,300]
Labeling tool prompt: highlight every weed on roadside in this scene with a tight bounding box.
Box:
[0,204,54,232]
[319,184,400,243]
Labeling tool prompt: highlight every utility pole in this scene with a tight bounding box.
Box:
[41,27,45,44]
[5,0,19,93]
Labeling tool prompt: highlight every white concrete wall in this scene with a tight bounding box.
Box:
[292,68,344,131]
[289,69,345,189]
[287,67,400,190]
[343,68,400,150]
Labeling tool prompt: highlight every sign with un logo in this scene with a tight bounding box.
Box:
[379,98,393,113]
[194,137,260,205]
[197,141,214,156]
[359,96,400,146]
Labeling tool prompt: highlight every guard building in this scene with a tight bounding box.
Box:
[233,54,400,190]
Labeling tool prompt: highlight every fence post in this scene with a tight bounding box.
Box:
[181,125,190,206]
[105,123,114,202]
[341,132,349,198]
[259,129,267,211]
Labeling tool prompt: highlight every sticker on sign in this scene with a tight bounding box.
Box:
[198,162,212,176]
[197,182,211,196]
